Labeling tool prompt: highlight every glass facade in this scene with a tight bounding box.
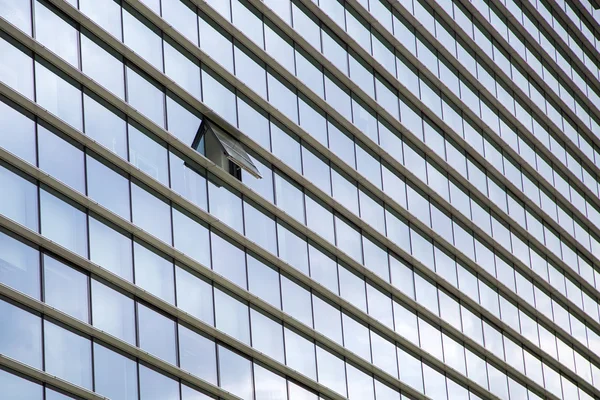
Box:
[0,0,600,399]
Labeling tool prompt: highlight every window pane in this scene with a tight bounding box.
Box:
[129,124,169,186]
[218,346,253,400]
[0,100,35,163]
[38,125,85,193]
[201,66,237,125]
[44,320,92,389]
[0,163,38,231]
[35,61,82,130]
[0,0,31,34]
[138,303,177,365]
[80,0,121,39]
[161,0,198,44]
[89,217,133,281]
[40,189,88,257]
[211,231,246,289]
[134,241,175,304]
[91,279,136,345]
[164,40,201,99]
[281,275,313,326]
[0,229,39,299]
[173,207,210,267]
[247,254,281,309]
[83,93,128,159]
[0,369,41,400]
[284,327,316,380]
[131,183,172,245]
[139,365,180,400]
[277,223,309,275]
[208,174,243,233]
[0,298,42,369]
[0,34,33,99]
[250,309,284,363]
[244,200,277,255]
[123,7,163,70]
[34,1,78,67]
[87,154,131,220]
[175,266,214,325]
[169,150,208,210]
[316,346,347,396]
[93,343,138,400]
[179,324,217,384]
[44,255,89,322]
[126,67,165,128]
[215,288,250,345]
[81,34,125,99]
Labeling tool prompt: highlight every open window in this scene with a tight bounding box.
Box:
[193,119,262,180]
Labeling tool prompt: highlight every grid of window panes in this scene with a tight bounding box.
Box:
[1,0,600,399]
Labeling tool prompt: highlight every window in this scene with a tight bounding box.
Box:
[81,34,125,99]
[277,223,309,275]
[34,1,78,67]
[126,67,165,128]
[0,34,33,99]
[0,0,31,34]
[129,124,169,186]
[35,61,82,130]
[43,255,89,322]
[131,183,172,245]
[284,327,316,380]
[0,230,39,299]
[86,154,130,220]
[208,173,243,233]
[93,343,138,400]
[194,119,262,180]
[89,217,133,282]
[123,7,163,70]
[342,314,371,361]
[139,364,180,400]
[176,266,214,325]
[83,93,127,159]
[218,346,253,400]
[173,207,210,267]
[40,188,88,257]
[44,321,92,389]
[0,163,38,231]
[79,0,121,22]
[0,369,41,400]
[316,346,347,396]
[281,275,313,326]
[215,288,250,344]
[211,231,247,289]
[169,150,208,211]
[254,364,287,400]
[133,241,175,303]
[346,363,375,400]
[38,125,85,193]
[313,295,343,344]
[248,254,281,309]
[250,309,285,363]
[137,303,177,365]
[91,279,136,345]
[164,40,201,99]
[0,299,42,369]
[244,200,277,254]
[179,324,217,384]
[0,100,35,163]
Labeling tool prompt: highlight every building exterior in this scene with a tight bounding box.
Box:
[1,0,600,399]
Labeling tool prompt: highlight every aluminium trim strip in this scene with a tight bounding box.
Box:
[0,11,591,398]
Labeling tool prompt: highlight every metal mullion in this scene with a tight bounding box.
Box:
[0,14,592,398]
